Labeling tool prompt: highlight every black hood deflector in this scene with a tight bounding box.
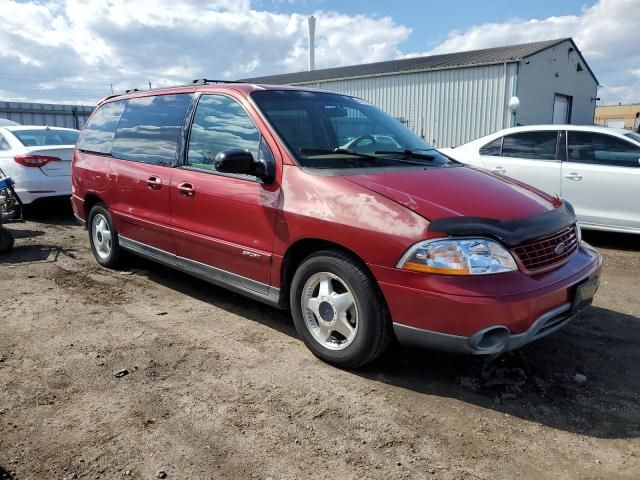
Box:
[428,201,576,247]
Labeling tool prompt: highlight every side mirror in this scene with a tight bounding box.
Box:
[214,148,275,183]
[215,149,255,175]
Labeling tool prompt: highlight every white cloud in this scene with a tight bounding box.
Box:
[419,0,640,105]
[0,0,409,103]
[0,0,637,106]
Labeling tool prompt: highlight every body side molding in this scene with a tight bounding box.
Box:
[118,236,283,308]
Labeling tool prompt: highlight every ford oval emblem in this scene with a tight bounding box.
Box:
[554,242,567,255]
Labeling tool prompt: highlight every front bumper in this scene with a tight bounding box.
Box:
[394,301,585,354]
[375,244,602,354]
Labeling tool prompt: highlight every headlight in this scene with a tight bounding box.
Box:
[397,238,517,275]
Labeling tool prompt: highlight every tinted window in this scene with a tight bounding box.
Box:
[624,132,640,143]
[112,94,192,166]
[186,95,260,171]
[251,90,450,169]
[480,138,502,156]
[502,131,558,160]
[77,101,126,154]
[568,131,640,167]
[13,129,79,147]
[0,135,10,150]
[261,107,315,155]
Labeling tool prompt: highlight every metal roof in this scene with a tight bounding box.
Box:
[241,38,582,85]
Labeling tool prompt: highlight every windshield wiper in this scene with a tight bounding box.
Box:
[374,149,437,159]
[301,147,429,166]
[299,147,378,160]
[299,147,446,168]
[374,148,456,166]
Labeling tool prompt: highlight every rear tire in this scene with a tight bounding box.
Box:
[290,250,392,369]
[0,227,14,254]
[88,203,122,268]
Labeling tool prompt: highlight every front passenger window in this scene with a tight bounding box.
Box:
[568,131,640,167]
[187,95,261,172]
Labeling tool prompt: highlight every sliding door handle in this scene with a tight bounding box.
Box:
[177,182,195,197]
[146,176,162,189]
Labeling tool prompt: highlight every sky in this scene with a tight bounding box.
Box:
[0,0,638,106]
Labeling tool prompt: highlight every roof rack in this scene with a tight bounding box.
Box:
[190,79,243,85]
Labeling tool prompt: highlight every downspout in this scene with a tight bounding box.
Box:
[513,61,520,127]
[502,62,509,129]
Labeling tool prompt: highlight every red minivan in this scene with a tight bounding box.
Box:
[71,81,602,368]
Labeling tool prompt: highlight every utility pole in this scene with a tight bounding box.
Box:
[148,80,152,90]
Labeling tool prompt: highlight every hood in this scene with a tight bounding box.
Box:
[344,165,560,222]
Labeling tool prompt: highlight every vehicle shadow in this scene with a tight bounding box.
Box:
[582,230,640,252]
[0,466,14,479]
[21,198,76,226]
[125,254,296,339]
[0,244,77,264]
[360,305,640,440]
[123,256,639,440]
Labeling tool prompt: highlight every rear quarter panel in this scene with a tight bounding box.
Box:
[71,150,112,220]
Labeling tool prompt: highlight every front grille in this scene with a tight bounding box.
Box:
[512,226,578,274]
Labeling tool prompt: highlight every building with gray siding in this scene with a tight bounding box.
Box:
[242,38,598,148]
[0,101,94,129]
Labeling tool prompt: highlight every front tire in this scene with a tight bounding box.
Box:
[290,250,391,369]
[88,203,122,268]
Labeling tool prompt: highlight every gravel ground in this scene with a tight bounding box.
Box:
[1,201,639,480]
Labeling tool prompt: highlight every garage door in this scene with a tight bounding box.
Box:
[604,118,625,129]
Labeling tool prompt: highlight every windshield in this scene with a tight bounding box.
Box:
[624,132,640,144]
[251,90,451,169]
[12,129,79,147]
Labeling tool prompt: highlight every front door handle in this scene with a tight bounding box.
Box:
[177,182,195,197]
[564,173,583,181]
[146,176,162,189]
[492,166,506,174]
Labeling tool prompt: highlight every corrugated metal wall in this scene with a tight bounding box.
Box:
[516,40,598,126]
[0,101,95,129]
[293,63,518,148]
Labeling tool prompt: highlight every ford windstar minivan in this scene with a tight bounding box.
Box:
[71,81,602,368]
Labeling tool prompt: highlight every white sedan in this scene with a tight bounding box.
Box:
[0,125,79,204]
[442,125,640,235]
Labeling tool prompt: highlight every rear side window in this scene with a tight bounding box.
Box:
[480,138,502,156]
[0,134,10,150]
[77,101,126,154]
[13,129,79,147]
[112,94,192,166]
[502,131,558,160]
[186,94,260,170]
[568,131,640,167]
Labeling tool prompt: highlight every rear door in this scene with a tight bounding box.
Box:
[480,131,562,196]
[170,93,280,290]
[563,130,640,231]
[108,93,193,253]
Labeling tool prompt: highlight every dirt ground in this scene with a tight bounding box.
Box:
[1,201,639,480]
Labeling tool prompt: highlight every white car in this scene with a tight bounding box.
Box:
[443,125,640,234]
[0,126,79,204]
